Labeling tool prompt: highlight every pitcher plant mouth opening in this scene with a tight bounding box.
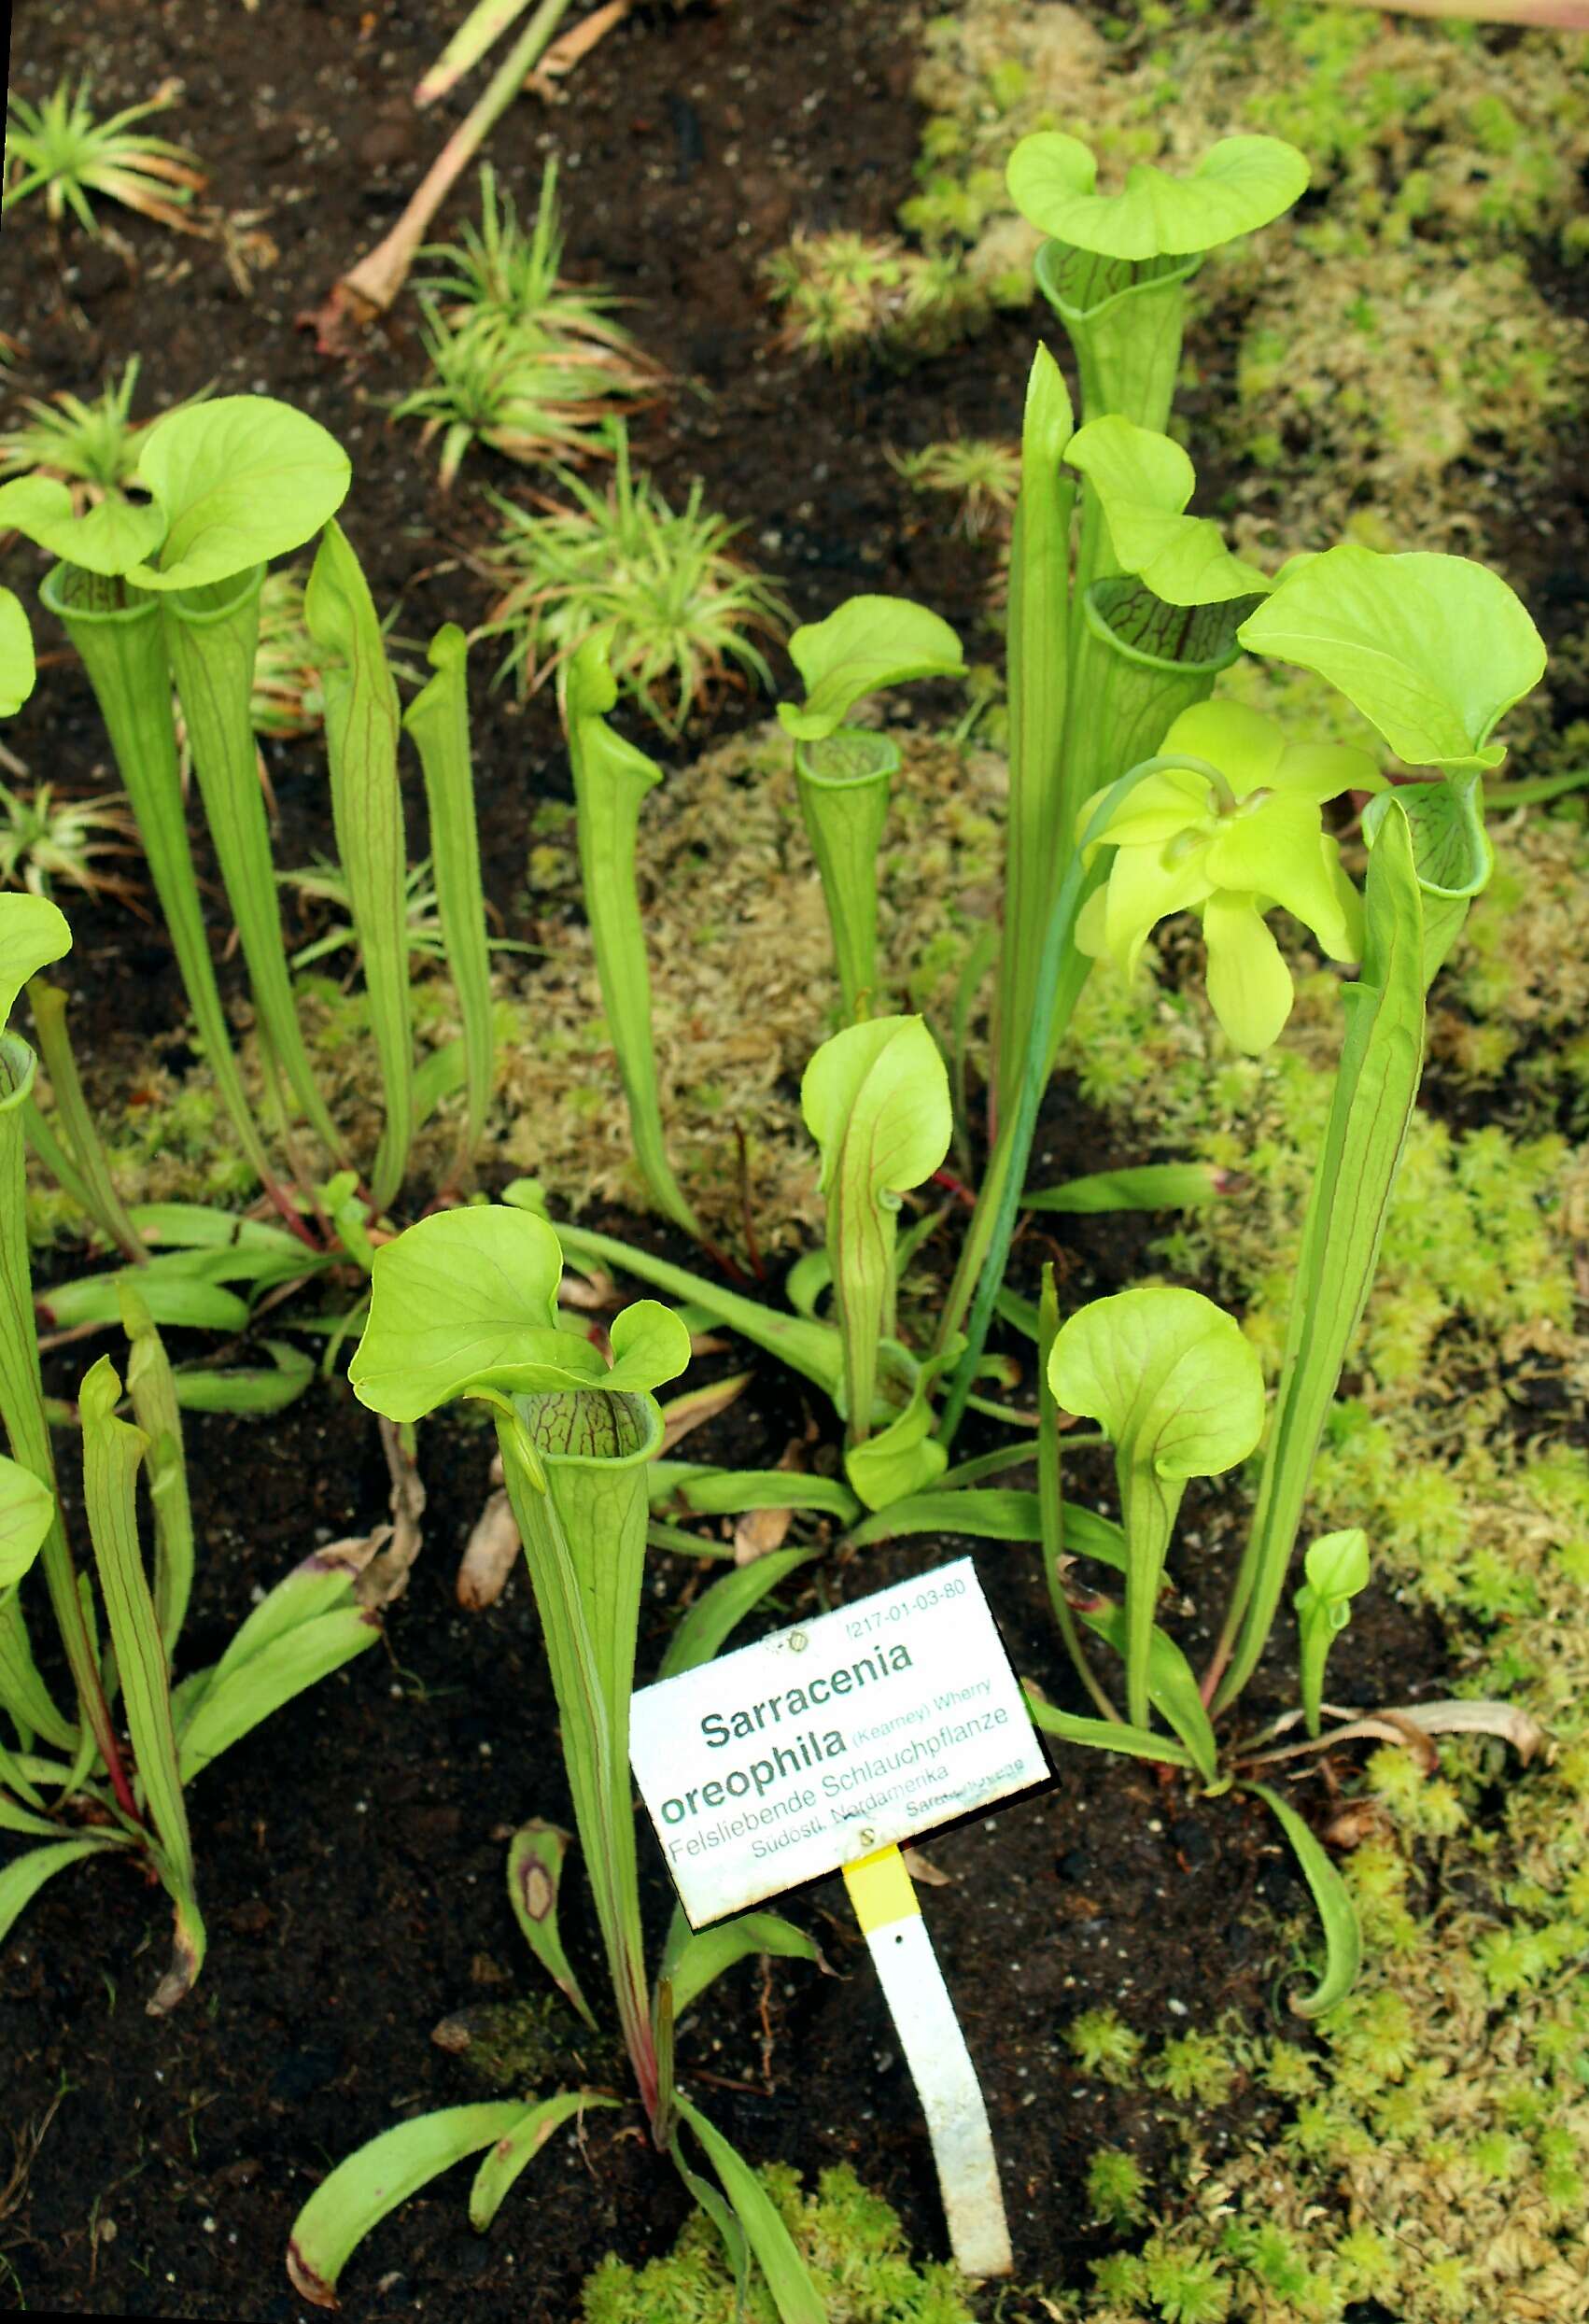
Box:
[513,1385,661,1466]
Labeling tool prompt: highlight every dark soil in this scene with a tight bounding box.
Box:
[0,0,1545,2317]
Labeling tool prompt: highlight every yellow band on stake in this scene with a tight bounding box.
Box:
[842,1843,921,1933]
[839,1842,1013,2279]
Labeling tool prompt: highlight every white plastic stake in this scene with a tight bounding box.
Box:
[842,1843,1013,2278]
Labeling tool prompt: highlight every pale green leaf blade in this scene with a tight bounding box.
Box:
[0,476,167,576]
[0,1453,52,1589]
[780,594,964,741]
[664,1908,821,2021]
[1024,1688,1194,1768]
[658,1546,816,1681]
[0,1833,123,1946]
[673,2093,825,2324]
[1245,1781,1362,2017]
[1078,1599,1218,1782]
[348,1206,570,1420]
[1064,416,1269,604]
[506,1821,599,2030]
[35,1271,249,1335]
[0,893,70,1033]
[468,2092,617,2232]
[1007,132,1308,261]
[0,586,36,715]
[171,1340,316,1416]
[176,1607,379,1782]
[651,1465,859,1523]
[1026,1162,1223,1214]
[1238,545,1546,770]
[1048,1287,1264,1482]
[305,519,413,1212]
[604,1300,694,1396]
[131,397,351,592]
[79,1355,204,2009]
[288,2104,529,2307]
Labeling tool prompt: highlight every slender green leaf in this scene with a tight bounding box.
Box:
[288,2104,528,2307]
[305,520,413,1213]
[1215,808,1424,1713]
[1078,1599,1218,1782]
[35,1270,248,1335]
[1025,1688,1193,1768]
[38,576,274,1188]
[1244,1781,1362,2017]
[120,1280,194,1659]
[403,625,495,1177]
[171,1340,315,1416]
[658,1547,816,1681]
[662,1905,821,2021]
[176,1607,377,1782]
[506,1821,598,2030]
[565,633,699,1234]
[126,1204,306,1255]
[0,1832,125,1945]
[79,1355,204,2008]
[779,595,964,742]
[469,2091,616,2232]
[129,397,351,593]
[673,2093,825,2324]
[650,1464,858,1523]
[1026,1162,1222,1214]
[163,569,344,1156]
[995,345,1076,1122]
[26,980,146,1260]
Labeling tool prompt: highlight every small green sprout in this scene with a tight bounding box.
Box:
[1067,2007,1145,2083]
[481,426,790,738]
[3,76,207,235]
[0,358,210,508]
[1087,2146,1149,2226]
[0,778,141,906]
[396,162,659,488]
[889,437,1021,540]
[419,161,646,359]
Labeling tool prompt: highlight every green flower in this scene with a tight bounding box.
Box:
[1076,701,1382,1053]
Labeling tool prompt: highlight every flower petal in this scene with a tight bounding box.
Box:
[1202,892,1295,1053]
[1274,739,1384,804]
[1102,840,1216,973]
[1160,699,1286,796]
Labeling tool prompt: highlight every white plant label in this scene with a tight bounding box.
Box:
[629,1556,1048,1927]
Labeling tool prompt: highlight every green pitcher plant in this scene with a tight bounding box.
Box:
[287,1205,828,2320]
[0,886,380,2004]
[0,392,503,1346]
[519,128,1548,2016]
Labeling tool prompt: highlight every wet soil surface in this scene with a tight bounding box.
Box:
[0,0,1553,2316]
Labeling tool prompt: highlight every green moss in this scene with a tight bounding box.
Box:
[579,2162,976,2321]
[1067,2007,1145,2083]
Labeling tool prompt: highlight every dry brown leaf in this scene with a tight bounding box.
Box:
[457,1487,522,1611]
[659,1370,752,1453]
[352,1417,427,1610]
[733,1504,794,1567]
[901,1846,952,1887]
